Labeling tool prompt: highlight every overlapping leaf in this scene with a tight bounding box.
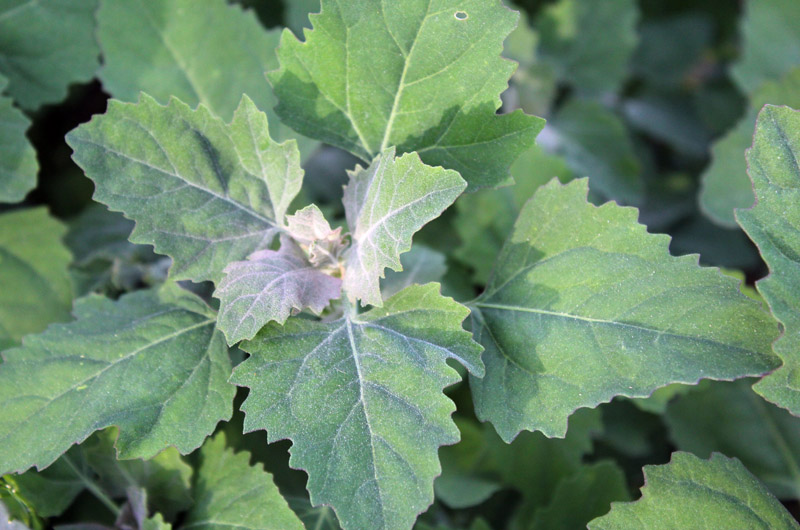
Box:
[0,0,100,109]
[96,0,313,155]
[701,67,800,227]
[666,379,800,499]
[183,434,304,530]
[232,284,483,530]
[67,94,302,284]
[0,74,37,203]
[469,178,780,441]
[342,148,465,306]
[0,283,235,474]
[0,208,72,351]
[216,235,342,345]
[588,453,799,529]
[269,0,544,190]
[737,105,800,416]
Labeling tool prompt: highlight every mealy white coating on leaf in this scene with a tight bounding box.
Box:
[67,94,303,284]
[232,283,484,530]
[286,204,346,267]
[215,235,342,345]
[342,147,465,307]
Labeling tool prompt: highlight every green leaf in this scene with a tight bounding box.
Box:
[183,433,304,530]
[269,0,544,190]
[588,453,799,529]
[535,0,638,96]
[8,447,88,518]
[0,0,100,109]
[736,105,800,418]
[96,0,312,155]
[0,74,37,203]
[286,496,341,530]
[528,461,629,530]
[0,208,73,351]
[731,0,800,95]
[469,178,780,441]
[453,145,572,285]
[701,67,800,227]
[382,244,447,300]
[547,99,642,204]
[67,94,303,285]
[0,282,235,474]
[286,204,345,268]
[343,148,465,306]
[232,283,483,530]
[666,379,800,499]
[284,0,320,34]
[216,235,342,345]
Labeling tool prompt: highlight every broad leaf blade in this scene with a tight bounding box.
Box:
[216,236,342,344]
[269,0,544,190]
[343,148,465,306]
[183,434,304,530]
[96,0,313,155]
[0,283,235,474]
[0,74,37,203]
[0,208,72,351]
[470,178,780,441]
[588,453,799,529]
[67,94,302,284]
[736,105,800,415]
[0,0,100,109]
[231,284,483,530]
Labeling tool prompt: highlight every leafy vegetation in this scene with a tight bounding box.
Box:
[1,0,800,529]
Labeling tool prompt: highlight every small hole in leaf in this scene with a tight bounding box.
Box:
[454,11,468,20]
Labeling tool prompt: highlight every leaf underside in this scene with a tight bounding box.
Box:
[470,178,780,441]
[232,283,483,530]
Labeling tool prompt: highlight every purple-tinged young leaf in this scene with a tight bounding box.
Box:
[286,204,345,268]
[216,235,342,345]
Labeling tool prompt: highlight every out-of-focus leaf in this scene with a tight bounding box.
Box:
[469,178,779,441]
[0,208,72,351]
[547,100,642,204]
[536,0,638,96]
[528,461,629,530]
[731,0,800,95]
[588,453,799,529]
[382,245,447,299]
[0,74,37,203]
[666,379,800,499]
[0,0,99,109]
